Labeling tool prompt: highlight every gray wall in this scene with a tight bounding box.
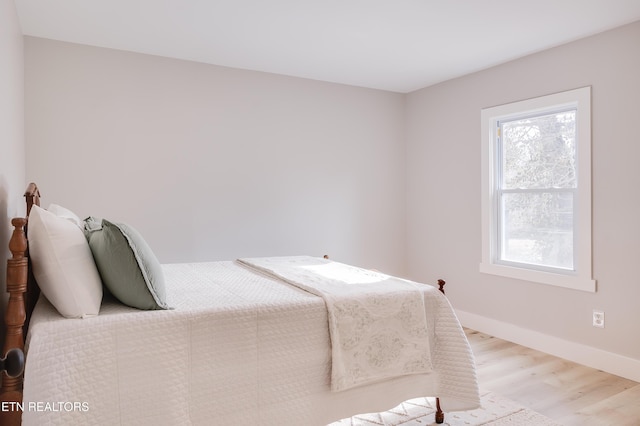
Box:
[406,21,640,365]
[0,0,26,343]
[24,37,407,275]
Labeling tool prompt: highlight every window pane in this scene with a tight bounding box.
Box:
[500,192,574,270]
[502,110,576,189]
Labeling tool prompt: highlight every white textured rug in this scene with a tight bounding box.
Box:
[330,390,563,426]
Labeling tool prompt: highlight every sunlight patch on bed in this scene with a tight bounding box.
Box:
[300,262,389,285]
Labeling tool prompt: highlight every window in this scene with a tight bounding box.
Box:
[480,87,595,292]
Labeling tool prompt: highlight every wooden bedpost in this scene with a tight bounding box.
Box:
[435,279,446,423]
[1,217,28,425]
[24,182,40,216]
[435,397,444,424]
[22,183,40,331]
[0,184,39,425]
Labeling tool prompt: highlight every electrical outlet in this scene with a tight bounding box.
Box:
[592,310,605,328]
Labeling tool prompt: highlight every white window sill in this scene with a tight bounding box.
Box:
[479,262,596,292]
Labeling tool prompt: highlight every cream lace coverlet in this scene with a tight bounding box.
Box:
[237,256,432,391]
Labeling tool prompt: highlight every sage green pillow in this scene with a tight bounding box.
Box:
[86,219,169,310]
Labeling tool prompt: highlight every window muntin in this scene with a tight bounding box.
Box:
[480,87,595,292]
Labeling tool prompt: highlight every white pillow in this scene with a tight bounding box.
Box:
[47,203,82,228]
[28,205,103,318]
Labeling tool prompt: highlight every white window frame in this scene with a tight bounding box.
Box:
[480,87,596,292]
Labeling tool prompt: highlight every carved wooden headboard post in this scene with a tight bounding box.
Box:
[0,217,28,424]
[24,182,40,216]
[0,183,40,425]
[22,183,41,333]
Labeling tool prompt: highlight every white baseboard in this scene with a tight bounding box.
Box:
[455,309,640,383]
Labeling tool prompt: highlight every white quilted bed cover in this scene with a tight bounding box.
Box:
[23,261,479,426]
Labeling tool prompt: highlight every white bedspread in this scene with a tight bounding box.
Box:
[22,260,480,426]
[237,256,431,391]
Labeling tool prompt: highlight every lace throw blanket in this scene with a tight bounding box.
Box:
[237,256,432,391]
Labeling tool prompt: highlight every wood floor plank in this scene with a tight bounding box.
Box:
[567,385,640,425]
[464,328,640,425]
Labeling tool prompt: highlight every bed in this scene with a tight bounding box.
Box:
[0,183,479,425]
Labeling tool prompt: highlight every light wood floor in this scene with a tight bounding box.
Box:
[465,328,640,426]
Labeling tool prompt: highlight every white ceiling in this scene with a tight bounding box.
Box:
[14,0,640,93]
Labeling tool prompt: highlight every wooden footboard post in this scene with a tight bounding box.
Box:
[435,278,446,423]
[1,217,29,426]
[435,397,444,423]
